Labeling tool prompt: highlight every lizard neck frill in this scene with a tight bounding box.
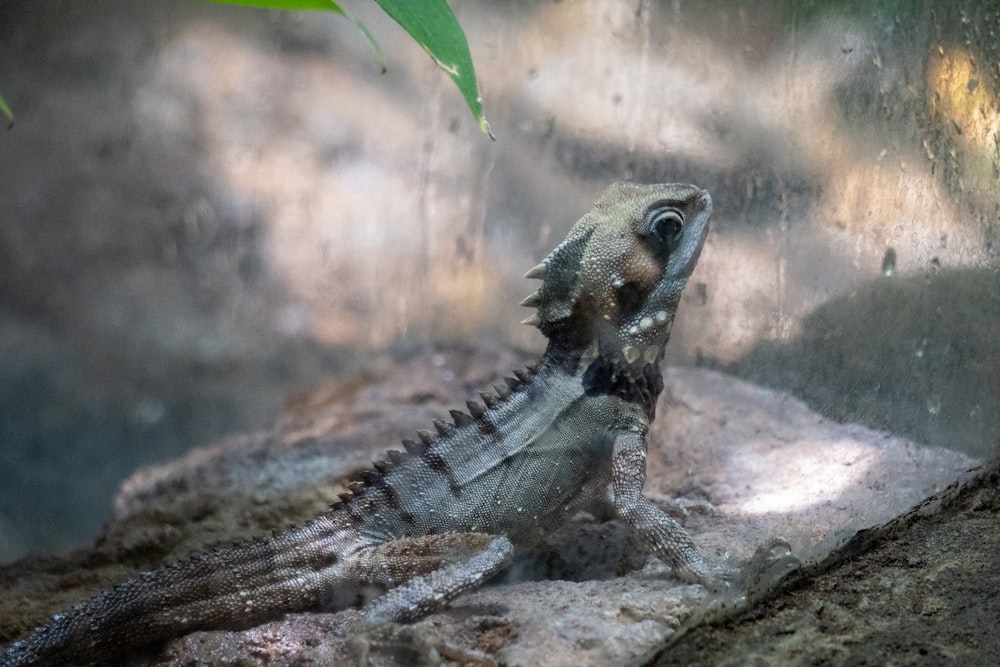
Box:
[538,334,667,422]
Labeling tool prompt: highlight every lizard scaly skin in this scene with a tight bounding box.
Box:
[1,182,729,666]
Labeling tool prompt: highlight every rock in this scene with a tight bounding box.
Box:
[0,348,982,665]
[656,460,1000,666]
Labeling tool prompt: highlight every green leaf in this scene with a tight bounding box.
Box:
[206,0,385,72]
[206,0,490,138]
[374,0,493,139]
[0,93,13,128]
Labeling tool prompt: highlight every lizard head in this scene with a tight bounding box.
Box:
[522,182,711,376]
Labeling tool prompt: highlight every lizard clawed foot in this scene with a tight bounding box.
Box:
[734,537,802,603]
[666,547,740,593]
[688,557,740,593]
[347,617,497,667]
[680,538,800,600]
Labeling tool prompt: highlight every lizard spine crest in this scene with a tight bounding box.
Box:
[330,364,540,511]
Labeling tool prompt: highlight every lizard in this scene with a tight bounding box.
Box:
[1,181,734,666]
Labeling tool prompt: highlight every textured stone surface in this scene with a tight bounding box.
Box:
[0,348,983,665]
[657,460,1000,666]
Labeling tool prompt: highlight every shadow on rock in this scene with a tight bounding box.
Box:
[730,267,1000,459]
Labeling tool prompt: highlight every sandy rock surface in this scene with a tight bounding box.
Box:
[0,348,984,665]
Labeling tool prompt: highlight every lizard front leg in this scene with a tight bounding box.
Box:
[611,430,733,589]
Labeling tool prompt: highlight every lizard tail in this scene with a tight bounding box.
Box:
[0,515,352,667]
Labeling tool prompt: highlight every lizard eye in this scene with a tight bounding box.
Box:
[647,207,685,253]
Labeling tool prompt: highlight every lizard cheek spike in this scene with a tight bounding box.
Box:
[1,182,738,667]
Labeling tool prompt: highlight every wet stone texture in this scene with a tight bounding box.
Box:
[0,348,989,665]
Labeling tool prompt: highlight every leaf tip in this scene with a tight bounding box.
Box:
[480,117,496,141]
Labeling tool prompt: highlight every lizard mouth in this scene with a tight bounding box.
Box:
[671,190,712,280]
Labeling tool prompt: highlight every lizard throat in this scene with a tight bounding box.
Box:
[537,335,667,421]
[580,346,666,420]
[540,311,673,421]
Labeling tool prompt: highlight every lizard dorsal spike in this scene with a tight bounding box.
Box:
[494,383,512,400]
[359,470,379,484]
[417,430,436,445]
[513,368,530,383]
[401,438,423,454]
[387,449,405,464]
[433,419,455,437]
[466,400,485,419]
[450,409,475,427]
[523,262,547,279]
[521,313,541,327]
[480,391,499,408]
[503,377,522,391]
[519,291,542,308]
[373,460,391,474]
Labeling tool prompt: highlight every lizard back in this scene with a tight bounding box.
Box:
[335,358,648,546]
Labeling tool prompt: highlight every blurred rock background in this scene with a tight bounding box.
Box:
[0,0,997,562]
